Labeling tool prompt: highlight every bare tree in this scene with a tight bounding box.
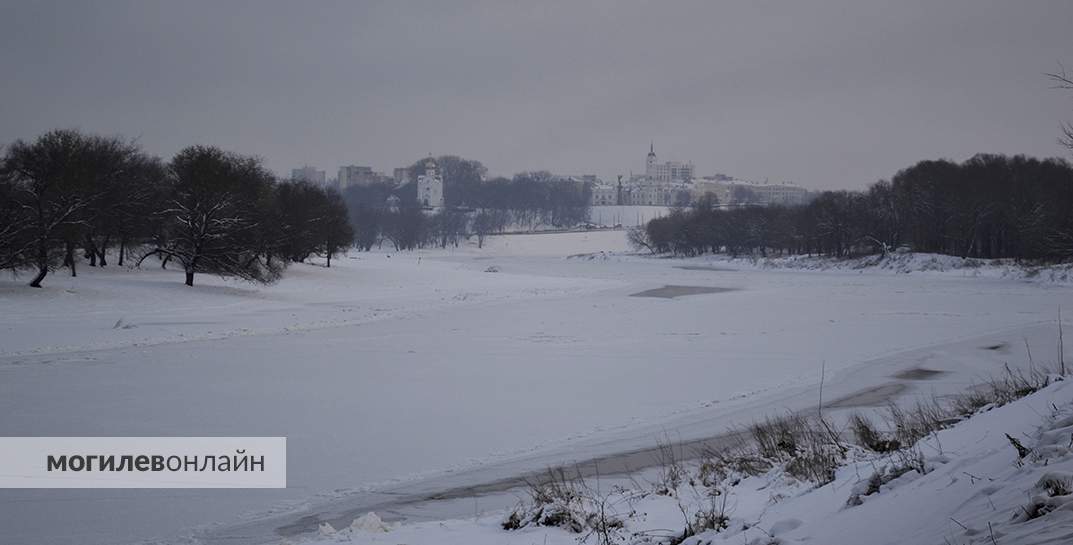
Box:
[1048,64,1073,152]
[318,189,354,267]
[0,130,136,287]
[472,209,509,248]
[140,146,282,286]
[627,225,654,253]
[0,174,34,273]
[79,149,163,269]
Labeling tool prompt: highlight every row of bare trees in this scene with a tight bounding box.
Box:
[340,160,590,252]
[342,189,512,252]
[467,171,591,230]
[0,129,353,287]
[635,154,1073,260]
[400,156,591,226]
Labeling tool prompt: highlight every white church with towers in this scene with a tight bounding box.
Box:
[416,157,445,211]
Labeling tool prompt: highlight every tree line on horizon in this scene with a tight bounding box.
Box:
[633,154,1073,261]
[0,131,593,288]
[341,156,591,251]
[634,69,1073,261]
[0,129,353,288]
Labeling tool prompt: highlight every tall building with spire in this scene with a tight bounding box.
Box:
[646,142,657,176]
[644,143,693,183]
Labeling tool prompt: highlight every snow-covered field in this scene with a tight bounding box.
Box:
[1,230,1071,545]
[588,205,672,227]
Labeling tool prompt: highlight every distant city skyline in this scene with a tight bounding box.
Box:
[3,2,1072,190]
[290,142,764,186]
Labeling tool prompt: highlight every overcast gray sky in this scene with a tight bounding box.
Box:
[1,0,1071,189]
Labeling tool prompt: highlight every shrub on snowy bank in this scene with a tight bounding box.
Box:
[295,381,1073,545]
[498,365,1066,545]
[503,467,626,544]
[772,252,1073,283]
[501,414,853,544]
[639,250,1073,284]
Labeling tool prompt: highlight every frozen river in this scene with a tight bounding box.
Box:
[1,231,1069,545]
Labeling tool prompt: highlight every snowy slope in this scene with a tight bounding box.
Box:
[294,378,1073,545]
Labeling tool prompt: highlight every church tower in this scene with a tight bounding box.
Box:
[417,158,444,211]
[645,142,657,179]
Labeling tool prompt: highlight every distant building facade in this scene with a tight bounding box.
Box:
[645,143,694,183]
[591,183,618,206]
[416,158,444,211]
[622,181,692,206]
[588,145,694,206]
[588,144,810,209]
[291,165,326,186]
[691,179,811,207]
[741,182,811,206]
[338,165,388,189]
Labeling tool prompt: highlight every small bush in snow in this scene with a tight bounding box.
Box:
[751,415,807,460]
[884,399,950,446]
[673,489,731,544]
[845,448,928,507]
[697,445,772,486]
[949,366,1053,419]
[1036,471,1073,497]
[849,413,901,453]
[1014,471,1073,522]
[503,467,625,543]
[785,445,841,484]
[743,414,846,485]
[987,364,1051,406]
[950,387,994,416]
[652,440,686,496]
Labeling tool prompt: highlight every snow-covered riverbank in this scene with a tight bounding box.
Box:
[651,249,1073,284]
[297,376,1073,545]
[1,231,1070,545]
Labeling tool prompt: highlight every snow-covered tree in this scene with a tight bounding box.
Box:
[143,146,282,286]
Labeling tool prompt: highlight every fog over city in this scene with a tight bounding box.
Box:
[2,0,1072,188]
